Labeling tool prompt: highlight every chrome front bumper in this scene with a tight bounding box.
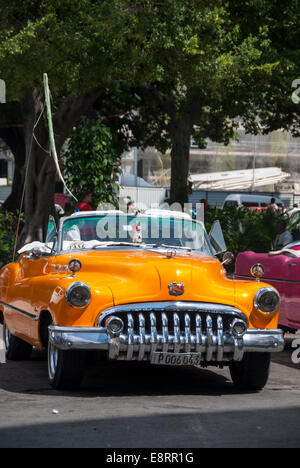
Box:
[48,326,284,363]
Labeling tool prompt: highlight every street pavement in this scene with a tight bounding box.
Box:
[0,325,299,448]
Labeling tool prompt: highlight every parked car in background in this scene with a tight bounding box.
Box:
[0,210,284,391]
[222,194,283,210]
[235,242,300,333]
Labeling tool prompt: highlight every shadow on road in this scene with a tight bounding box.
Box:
[3,346,298,398]
[1,406,300,448]
[0,349,261,398]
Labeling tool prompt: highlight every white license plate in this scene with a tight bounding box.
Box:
[150,352,201,366]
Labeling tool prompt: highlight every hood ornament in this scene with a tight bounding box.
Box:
[169,282,184,296]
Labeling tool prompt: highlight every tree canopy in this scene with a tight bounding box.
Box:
[0,0,144,99]
[0,0,299,239]
[0,0,148,243]
[100,0,300,203]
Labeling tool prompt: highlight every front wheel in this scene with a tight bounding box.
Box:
[4,323,32,361]
[48,341,87,390]
[229,352,271,391]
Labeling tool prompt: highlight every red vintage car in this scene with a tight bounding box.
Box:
[235,242,300,333]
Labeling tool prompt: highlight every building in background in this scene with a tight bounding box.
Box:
[0,125,299,206]
[0,140,14,201]
[124,126,299,193]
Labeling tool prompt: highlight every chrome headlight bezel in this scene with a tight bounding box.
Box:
[65,282,91,308]
[254,287,280,314]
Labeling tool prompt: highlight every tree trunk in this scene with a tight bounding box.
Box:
[169,118,192,207]
[17,86,104,247]
[18,88,56,245]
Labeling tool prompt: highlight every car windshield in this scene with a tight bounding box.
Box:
[60,214,214,255]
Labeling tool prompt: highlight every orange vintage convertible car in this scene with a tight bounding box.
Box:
[0,210,284,390]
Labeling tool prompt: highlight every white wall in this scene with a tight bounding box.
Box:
[119,186,167,210]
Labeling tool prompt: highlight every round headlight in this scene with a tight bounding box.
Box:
[65,282,91,308]
[254,287,280,314]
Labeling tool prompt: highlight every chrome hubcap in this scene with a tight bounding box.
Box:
[4,325,10,350]
[48,341,59,380]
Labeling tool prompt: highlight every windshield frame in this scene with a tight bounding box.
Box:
[57,212,216,256]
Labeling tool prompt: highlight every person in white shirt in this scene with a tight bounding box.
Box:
[269,197,279,215]
[288,204,299,216]
[274,220,293,250]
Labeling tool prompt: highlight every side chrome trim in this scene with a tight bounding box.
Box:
[0,301,38,321]
[235,274,300,285]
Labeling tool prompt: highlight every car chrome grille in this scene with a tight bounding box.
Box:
[102,309,238,335]
[97,302,248,363]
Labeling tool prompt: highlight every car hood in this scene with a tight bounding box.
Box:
[59,249,235,307]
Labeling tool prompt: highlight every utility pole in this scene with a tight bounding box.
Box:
[251,134,257,192]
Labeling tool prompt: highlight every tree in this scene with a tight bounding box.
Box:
[227,0,300,137]
[1,0,299,234]
[0,0,148,244]
[103,1,300,205]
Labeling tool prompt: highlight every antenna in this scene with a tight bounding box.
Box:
[43,73,77,202]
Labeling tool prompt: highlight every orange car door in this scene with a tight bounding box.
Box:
[5,254,51,343]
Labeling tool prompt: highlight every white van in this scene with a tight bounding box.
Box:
[222,193,283,209]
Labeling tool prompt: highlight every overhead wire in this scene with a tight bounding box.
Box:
[43,73,77,202]
[12,75,77,259]
[12,95,46,261]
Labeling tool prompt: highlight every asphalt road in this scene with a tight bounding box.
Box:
[0,326,299,449]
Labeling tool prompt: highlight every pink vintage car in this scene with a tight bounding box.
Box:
[235,242,300,333]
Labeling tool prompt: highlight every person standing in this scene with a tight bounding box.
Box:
[274,219,293,250]
[76,192,93,212]
[268,197,279,215]
[75,192,93,240]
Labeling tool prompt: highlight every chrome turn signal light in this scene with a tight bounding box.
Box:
[105,316,124,337]
[231,319,248,338]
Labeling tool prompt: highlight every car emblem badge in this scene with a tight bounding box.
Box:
[169,282,184,296]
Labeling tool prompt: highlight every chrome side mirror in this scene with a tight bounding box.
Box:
[222,252,235,265]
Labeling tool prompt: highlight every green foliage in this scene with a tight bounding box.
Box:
[205,207,286,256]
[0,0,148,100]
[99,1,299,206]
[0,0,299,215]
[0,211,22,268]
[287,211,300,233]
[63,121,121,208]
